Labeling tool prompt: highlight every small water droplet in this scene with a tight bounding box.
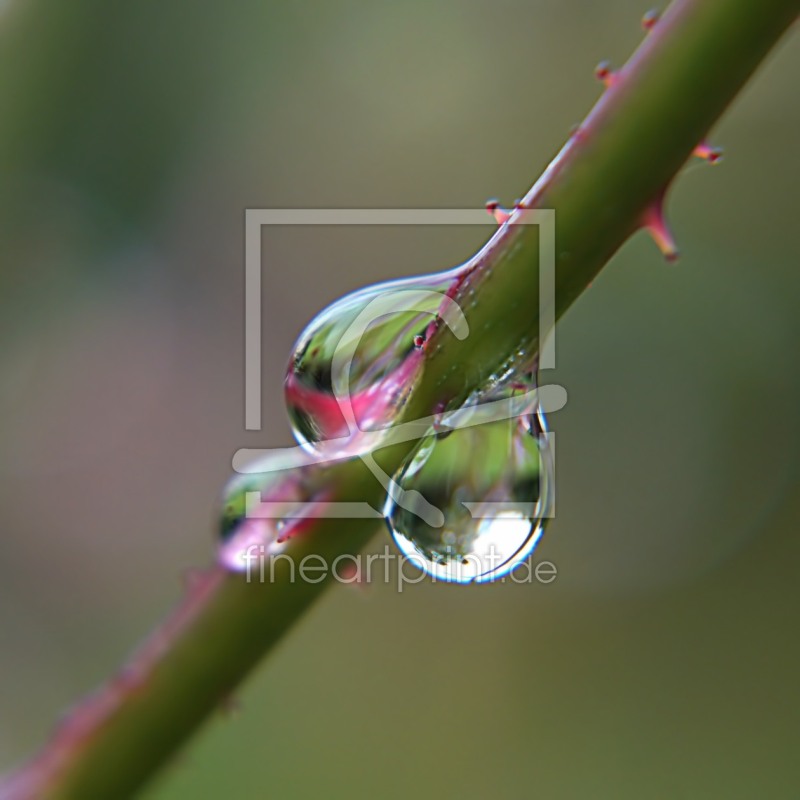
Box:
[218,454,317,571]
[385,379,554,583]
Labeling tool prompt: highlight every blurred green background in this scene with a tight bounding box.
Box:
[0,1,798,798]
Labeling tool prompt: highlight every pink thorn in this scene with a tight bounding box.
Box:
[642,9,660,31]
[595,61,618,88]
[485,199,511,225]
[693,141,723,163]
[641,200,679,262]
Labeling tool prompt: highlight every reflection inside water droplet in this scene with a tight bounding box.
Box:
[218,453,318,572]
[285,268,467,452]
[385,376,554,583]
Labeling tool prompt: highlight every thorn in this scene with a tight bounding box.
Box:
[595,60,618,88]
[693,141,723,164]
[642,9,660,31]
[485,198,511,225]
[641,199,679,262]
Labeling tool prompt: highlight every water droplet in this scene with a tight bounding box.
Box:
[286,269,468,452]
[218,452,317,572]
[385,379,554,583]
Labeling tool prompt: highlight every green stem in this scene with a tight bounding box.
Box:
[2,0,796,797]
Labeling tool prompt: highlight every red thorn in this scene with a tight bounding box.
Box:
[642,9,660,31]
[693,141,723,163]
[594,60,617,88]
[641,200,679,262]
[485,199,511,225]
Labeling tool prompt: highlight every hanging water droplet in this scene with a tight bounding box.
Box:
[385,378,554,583]
[286,268,468,452]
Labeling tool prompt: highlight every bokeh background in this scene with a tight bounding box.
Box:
[1,1,798,798]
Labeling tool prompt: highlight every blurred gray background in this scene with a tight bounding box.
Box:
[0,1,798,798]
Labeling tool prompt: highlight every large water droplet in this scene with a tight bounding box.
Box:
[286,269,468,452]
[386,379,554,583]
